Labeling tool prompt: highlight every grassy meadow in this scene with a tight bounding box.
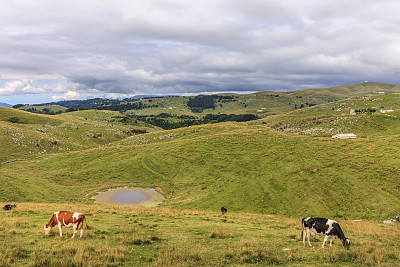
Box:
[0,108,155,163]
[291,82,400,98]
[258,94,400,137]
[2,86,400,266]
[1,203,399,266]
[1,122,400,218]
[17,82,400,121]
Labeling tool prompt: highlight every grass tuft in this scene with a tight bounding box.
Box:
[209,230,234,239]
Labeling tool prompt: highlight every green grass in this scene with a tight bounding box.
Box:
[1,203,399,266]
[18,83,400,128]
[292,82,400,98]
[1,122,400,219]
[3,88,400,265]
[257,94,400,137]
[0,108,156,163]
[18,104,68,114]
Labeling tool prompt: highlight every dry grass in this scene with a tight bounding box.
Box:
[1,203,399,266]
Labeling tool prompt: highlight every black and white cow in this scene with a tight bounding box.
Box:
[3,204,16,210]
[221,206,227,215]
[302,217,350,248]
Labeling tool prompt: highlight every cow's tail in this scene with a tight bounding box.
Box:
[83,215,89,229]
[301,218,305,240]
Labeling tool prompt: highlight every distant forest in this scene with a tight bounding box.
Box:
[187,95,237,112]
[13,98,132,109]
[130,113,258,130]
[13,95,258,129]
[94,102,158,112]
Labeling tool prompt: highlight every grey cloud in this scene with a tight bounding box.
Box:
[1,0,400,103]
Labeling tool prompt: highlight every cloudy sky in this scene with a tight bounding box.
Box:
[1,0,400,105]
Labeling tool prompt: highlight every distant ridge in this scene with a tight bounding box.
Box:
[15,82,400,108]
[0,102,12,108]
[13,82,400,130]
[290,82,400,98]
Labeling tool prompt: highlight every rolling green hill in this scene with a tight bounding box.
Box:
[1,116,400,265]
[17,82,400,130]
[1,121,399,220]
[2,84,400,266]
[258,93,400,137]
[292,82,400,98]
[3,84,400,219]
[0,107,156,163]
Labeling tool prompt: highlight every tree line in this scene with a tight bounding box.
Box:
[94,102,158,112]
[129,113,258,130]
[187,95,237,113]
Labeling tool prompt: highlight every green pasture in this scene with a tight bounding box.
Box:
[1,203,399,266]
[0,108,155,163]
[1,122,399,220]
[2,88,400,266]
[18,104,68,114]
[258,94,400,137]
[291,82,400,98]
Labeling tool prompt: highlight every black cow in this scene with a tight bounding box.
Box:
[3,204,16,210]
[302,217,350,248]
[221,206,227,215]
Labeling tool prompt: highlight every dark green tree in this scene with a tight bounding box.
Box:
[169,122,182,129]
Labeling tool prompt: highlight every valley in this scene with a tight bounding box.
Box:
[1,82,400,266]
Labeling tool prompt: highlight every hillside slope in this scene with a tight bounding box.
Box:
[1,122,399,219]
[2,83,400,266]
[0,107,157,163]
[17,82,400,130]
[292,82,400,98]
[258,93,400,137]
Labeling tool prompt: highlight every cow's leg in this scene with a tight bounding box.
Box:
[71,225,77,239]
[302,229,306,246]
[322,235,329,248]
[329,237,333,247]
[305,229,312,246]
[58,224,63,237]
[79,228,83,238]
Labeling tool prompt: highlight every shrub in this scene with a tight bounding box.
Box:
[209,230,234,239]
[65,107,77,112]
[169,123,182,129]
[240,249,280,265]
[8,117,20,123]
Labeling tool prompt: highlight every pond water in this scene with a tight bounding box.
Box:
[92,187,164,207]
[113,190,151,203]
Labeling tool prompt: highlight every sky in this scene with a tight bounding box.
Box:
[1,0,400,105]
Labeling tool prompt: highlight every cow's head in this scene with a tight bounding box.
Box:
[343,238,350,249]
[44,224,52,235]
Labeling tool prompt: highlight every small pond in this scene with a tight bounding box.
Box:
[91,187,164,207]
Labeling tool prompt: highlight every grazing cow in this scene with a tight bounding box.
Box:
[44,211,87,238]
[302,217,350,248]
[2,204,16,210]
[221,206,227,215]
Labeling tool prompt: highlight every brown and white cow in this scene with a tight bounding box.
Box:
[44,211,87,238]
